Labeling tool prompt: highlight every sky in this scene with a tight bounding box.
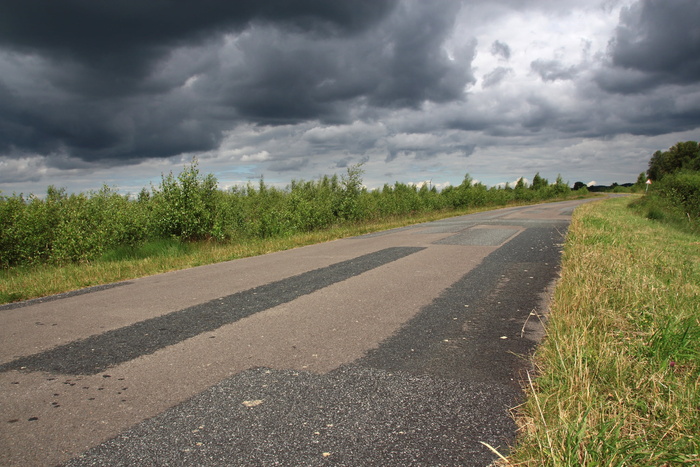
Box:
[1,0,699,196]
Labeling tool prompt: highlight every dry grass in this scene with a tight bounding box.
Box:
[508,196,700,466]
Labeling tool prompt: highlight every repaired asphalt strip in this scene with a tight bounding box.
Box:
[0,247,424,375]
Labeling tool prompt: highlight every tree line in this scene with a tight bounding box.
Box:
[1,160,578,268]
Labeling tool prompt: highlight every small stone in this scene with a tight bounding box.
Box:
[242,400,264,408]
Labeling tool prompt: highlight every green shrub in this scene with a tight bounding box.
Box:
[658,170,700,221]
[0,193,45,266]
[646,207,665,221]
[151,158,219,241]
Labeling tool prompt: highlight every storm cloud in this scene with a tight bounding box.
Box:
[0,0,699,193]
[600,0,700,92]
[0,0,472,163]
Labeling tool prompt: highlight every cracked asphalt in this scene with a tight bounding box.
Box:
[0,199,594,466]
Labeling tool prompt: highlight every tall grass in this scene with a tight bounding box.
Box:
[509,196,700,466]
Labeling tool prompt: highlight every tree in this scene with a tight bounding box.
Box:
[530,172,548,190]
[338,162,365,220]
[552,174,569,195]
[648,150,665,181]
[668,141,699,171]
[458,173,474,189]
[648,141,700,180]
[341,162,365,196]
[152,157,218,241]
[573,181,587,191]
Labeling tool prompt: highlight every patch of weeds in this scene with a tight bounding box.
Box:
[0,291,25,303]
[100,238,193,262]
[646,207,665,221]
[644,316,700,364]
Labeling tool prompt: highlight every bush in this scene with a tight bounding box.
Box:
[0,193,51,266]
[151,158,219,241]
[658,170,700,221]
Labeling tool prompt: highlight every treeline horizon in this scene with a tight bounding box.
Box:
[1,160,587,268]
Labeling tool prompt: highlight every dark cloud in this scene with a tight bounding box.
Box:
[597,0,700,93]
[200,2,473,121]
[520,96,560,131]
[490,40,511,60]
[445,115,491,133]
[0,0,476,165]
[268,157,309,172]
[482,67,512,88]
[364,1,474,108]
[0,1,397,70]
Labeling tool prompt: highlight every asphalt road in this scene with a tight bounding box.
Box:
[1,199,594,466]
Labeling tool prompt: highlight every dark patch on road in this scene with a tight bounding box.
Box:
[65,366,516,467]
[357,227,564,386]
[0,247,424,376]
[433,226,520,246]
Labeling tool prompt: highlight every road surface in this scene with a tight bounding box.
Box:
[1,199,593,466]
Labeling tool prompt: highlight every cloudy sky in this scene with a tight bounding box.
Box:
[1,0,699,195]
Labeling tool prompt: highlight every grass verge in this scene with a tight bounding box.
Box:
[508,196,700,466]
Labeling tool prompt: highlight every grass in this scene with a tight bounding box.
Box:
[0,205,516,304]
[507,196,700,466]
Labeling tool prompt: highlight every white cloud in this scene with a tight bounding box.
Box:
[241,151,271,162]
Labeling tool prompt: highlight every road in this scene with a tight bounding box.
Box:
[1,199,593,466]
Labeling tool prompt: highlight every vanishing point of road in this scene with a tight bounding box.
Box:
[1,199,594,466]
